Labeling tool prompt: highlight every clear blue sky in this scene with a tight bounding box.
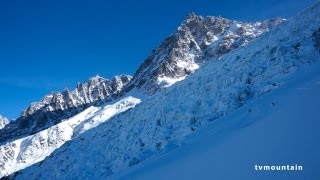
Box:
[0,0,317,120]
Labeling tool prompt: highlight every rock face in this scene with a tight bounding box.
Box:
[22,75,132,117]
[0,75,132,144]
[130,13,285,93]
[0,115,9,130]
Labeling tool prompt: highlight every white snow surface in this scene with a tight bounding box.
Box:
[14,2,320,179]
[157,76,186,88]
[0,96,141,177]
[115,59,320,180]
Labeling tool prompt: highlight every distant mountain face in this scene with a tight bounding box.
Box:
[0,75,132,144]
[0,116,9,130]
[130,13,285,93]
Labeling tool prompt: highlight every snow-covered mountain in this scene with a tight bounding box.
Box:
[0,115,9,130]
[0,75,132,144]
[8,1,320,179]
[129,14,284,93]
[0,12,285,178]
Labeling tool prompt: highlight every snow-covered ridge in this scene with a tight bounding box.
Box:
[0,115,9,130]
[130,13,285,93]
[14,2,320,179]
[0,96,141,177]
[0,75,132,144]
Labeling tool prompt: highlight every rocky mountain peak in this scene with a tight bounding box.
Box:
[130,14,286,94]
[0,115,9,130]
[88,75,106,84]
[183,12,204,24]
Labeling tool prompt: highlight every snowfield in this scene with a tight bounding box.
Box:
[114,61,320,180]
[12,2,320,179]
[0,96,140,177]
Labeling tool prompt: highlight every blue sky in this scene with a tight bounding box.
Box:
[0,0,317,119]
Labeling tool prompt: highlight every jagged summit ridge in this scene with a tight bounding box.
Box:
[22,74,132,117]
[0,74,132,144]
[131,13,285,93]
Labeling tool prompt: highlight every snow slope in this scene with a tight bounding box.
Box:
[0,96,140,177]
[14,2,320,179]
[115,61,320,180]
[0,75,132,144]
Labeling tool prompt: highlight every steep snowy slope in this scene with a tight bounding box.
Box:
[0,13,285,178]
[0,96,140,177]
[14,2,320,179]
[0,115,9,130]
[115,61,320,180]
[0,75,132,144]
